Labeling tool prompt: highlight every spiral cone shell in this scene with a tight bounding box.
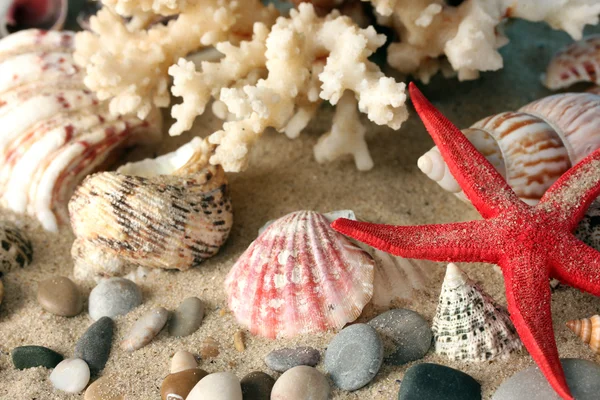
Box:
[566,315,600,354]
[544,35,600,90]
[225,210,375,339]
[0,221,33,273]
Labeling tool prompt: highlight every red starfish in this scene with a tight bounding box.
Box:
[332,83,600,400]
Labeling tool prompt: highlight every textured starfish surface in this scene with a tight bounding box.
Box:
[332,83,600,400]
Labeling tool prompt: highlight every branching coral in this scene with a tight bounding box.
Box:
[168,4,407,172]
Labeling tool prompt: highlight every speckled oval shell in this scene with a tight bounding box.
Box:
[225,210,375,339]
[566,315,600,354]
[545,35,600,90]
[0,222,33,273]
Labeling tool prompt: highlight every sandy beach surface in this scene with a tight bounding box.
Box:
[1,19,600,400]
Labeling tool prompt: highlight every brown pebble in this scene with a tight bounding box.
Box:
[37,276,83,317]
[234,331,245,352]
[0,278,4,307]
[200,337,220,359]
[84,376,123,400]
[219,309,227,317]
[160,368,208,400]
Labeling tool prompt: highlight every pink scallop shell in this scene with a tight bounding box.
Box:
[545,35,600,90]
[225,210,375,339]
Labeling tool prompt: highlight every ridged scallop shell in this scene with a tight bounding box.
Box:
[69,138,233,282]
[544,35,600,90]
[566,315,600,354]
[432,263,522,361]
[0,0,67,38]
[0,29,162,231]
[225,210,375,339]
[418,93,600,205]
[0,221,33,273]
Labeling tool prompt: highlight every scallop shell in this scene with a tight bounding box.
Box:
[566,315,600,354]
[225,210,375,339]
[69,138,233,282]
[0,221,33,273]
[432,263,522,361]
[0,0,67,38]
[0,29,162,231]
[544,35,600,90]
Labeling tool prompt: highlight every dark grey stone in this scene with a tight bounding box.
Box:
[398,363,481,400]
[11,345,63,370]
[168,297,205,337]
[241,371,275,400]
[74,316,114,375]
[264,346,320,372]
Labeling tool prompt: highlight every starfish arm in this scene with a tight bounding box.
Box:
[501,255,573,400]
[551,234,600,296]
[331,218,500,263]
[539,149,600,230]
[409,83,524,219]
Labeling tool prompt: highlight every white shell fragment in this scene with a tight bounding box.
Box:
[432,264,522,361]
[0,221,33,273]
[170,350,197,374]
[120,307,169,352]
[49,358,90,393]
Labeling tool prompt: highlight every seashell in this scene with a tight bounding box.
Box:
[432,263,522,361]
[0,29,162,231]
[544,35,600,90]
[566,315,600,354]
[418,93,600,205]
[69,137,233,282]
[200,337,220,359]
[225,210,375,339]
[0,221,33,273]
[0,0,67,38]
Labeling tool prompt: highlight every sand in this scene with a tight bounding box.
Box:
[1,19,600,400]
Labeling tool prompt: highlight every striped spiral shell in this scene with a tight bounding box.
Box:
[566,315,600,355]
[0,221,33,273]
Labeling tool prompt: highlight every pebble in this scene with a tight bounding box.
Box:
[88,278,142,321]
[0,278,4,306]
[398,363,481,400]
[168,297,204,337]
[37,276,83,317]
[120,307,169,351]
[187,372,242,400]
[493,358,600,400]
[200,337,220,359]
[170,350,197,374]
[84,376,123,400]
[324,323,383,391]
[49,358,90,394]
[241,371,275,400]
[264,346,321,372]
[368,308,432,365]
[234,330,245,352]
[161,368,208,400]
[271,366,330,400]
[12,345,63,370]
[74,316,114,375]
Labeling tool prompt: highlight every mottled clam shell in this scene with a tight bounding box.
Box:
[69,164,233,281]
[432,264,522,361]
[0,29,74,61]
[0,221,33,273]
[544,35,600,90]
[225,210,375,339]
[566,315,600,354]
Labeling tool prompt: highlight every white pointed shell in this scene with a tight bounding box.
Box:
[432,263,522,361]
[544,35,600,90]
[0,221,33,273]
[0,29,162,231]
[225,210,375,339]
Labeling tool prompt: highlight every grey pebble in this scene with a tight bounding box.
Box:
[264,347,320,372]
[324,323,383,391]
[168,297,205,337]
[368,308,432,365]
[74,317,114,375]
[11,345,63,370]
[88,278,142,321]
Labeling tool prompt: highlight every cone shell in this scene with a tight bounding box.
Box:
[0,29,162,231]
[432,263,522,361]
[544,35,600,90]
[0,221,33,273]
[225,210,375,339]
[566,315,600,354]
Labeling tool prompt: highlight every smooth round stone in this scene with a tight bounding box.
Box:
[493,358,600,400]
[121,307,169,351]
[49,358,90,394]
[160,368,208,400]
[241,371,275,400]
[271,366,329,400]
[398,363,481,400]
[324,323,383,391]
[168,297,205,337]
[368,308,432,365]
[12,345,63,370]
[37,276,83,317]
[187,372,242,400]
[265,346,321,372]
[84,376,123,400]
[170,350,197,374]
[74,316,114,375]
[88,278,142,321]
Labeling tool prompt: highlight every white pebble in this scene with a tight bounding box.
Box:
[120,307,169,351]
[170,350,197,374]
[49,358,90,393]
[187,372,242,400]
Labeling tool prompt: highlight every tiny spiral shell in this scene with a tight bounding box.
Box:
[566,315,600,354]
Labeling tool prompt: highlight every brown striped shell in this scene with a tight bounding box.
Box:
[0,221,33,273]
[566,315,600,354]
[544,35,600,90]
